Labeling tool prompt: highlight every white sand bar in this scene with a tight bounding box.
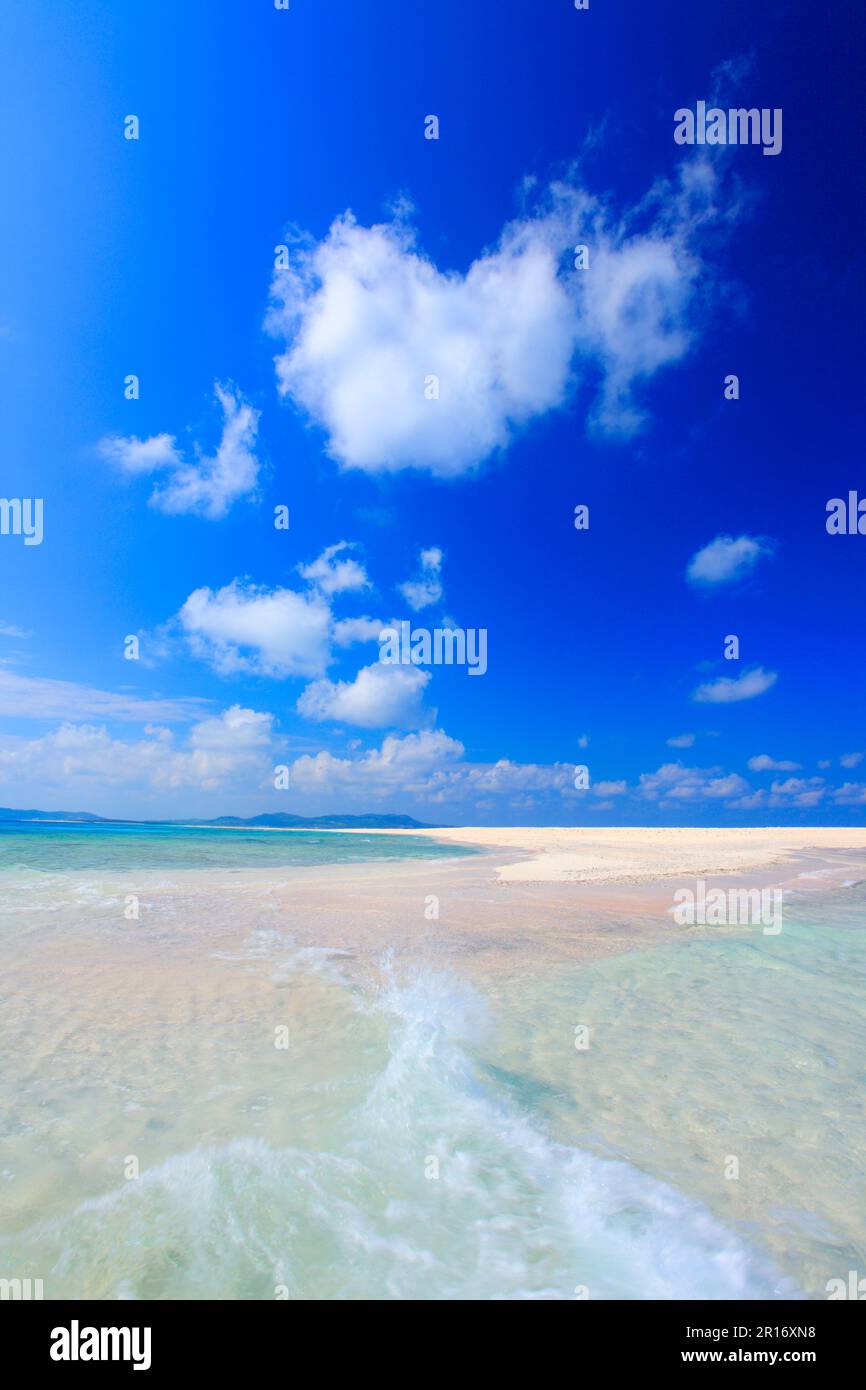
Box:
[291,825,866,885]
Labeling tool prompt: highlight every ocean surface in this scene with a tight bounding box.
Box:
[0,819,472,872]
[1,822,864,1300]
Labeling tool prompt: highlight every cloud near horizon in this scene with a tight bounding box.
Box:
[0,706,275,794]
[1,702,861,822]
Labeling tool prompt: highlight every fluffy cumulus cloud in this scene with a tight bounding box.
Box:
[840,751,864,769]
[297,662,431,730]
[747,753,801,772]
[638,762,750,802]
[290,729,465,795]
[667,732,696,748]
[686,534,774,588]
[0,706,275,794]
[99,384,260,519]
[332,615,388,647]
[289,732,621,807]
[297,542,369,596]
[3,695,859,818]
[266,157,732,476]
[398,547,444,611]
[693,666,777,704]
[833,782,866,805]
[179,580,332,678]
[767,776,826,808]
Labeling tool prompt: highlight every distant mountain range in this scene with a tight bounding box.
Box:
[198,813,434,829]
[0,807,436,830]
[0,807,109,823]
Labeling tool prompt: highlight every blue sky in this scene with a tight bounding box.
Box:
[0,0,864,825]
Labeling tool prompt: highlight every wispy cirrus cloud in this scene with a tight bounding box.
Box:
[0,667,207,723]
[99,383,260,519]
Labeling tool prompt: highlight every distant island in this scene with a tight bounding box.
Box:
[0,807,438,830]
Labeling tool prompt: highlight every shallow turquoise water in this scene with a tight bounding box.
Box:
[1,825,864,1300]
[0,820,474,872]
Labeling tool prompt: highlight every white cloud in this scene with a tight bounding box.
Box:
[833,782,866,805]
[99,432,181,476]
[693,666,777,704]
[747,754,801,772]
[179,581,332,678]
[297,662,431,730]
[0,622,30,639]
[667,732,696,748]
[638,762,750,802]
[297,541,369,596]
[288,730,598,805]
[332,615,387,647]
[291,728,464,794]
[0,667,207,723]
[768,776,825,808]
[99,384,260,519]
[441,759,576,797]
[840,751,864,769]
[0,706,275,794]
[267,158,731,476]
[686,534,774,588]
[592,779,628,796]
[398,547,444,611]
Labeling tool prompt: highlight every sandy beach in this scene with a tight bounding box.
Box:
[233,824,866,886]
